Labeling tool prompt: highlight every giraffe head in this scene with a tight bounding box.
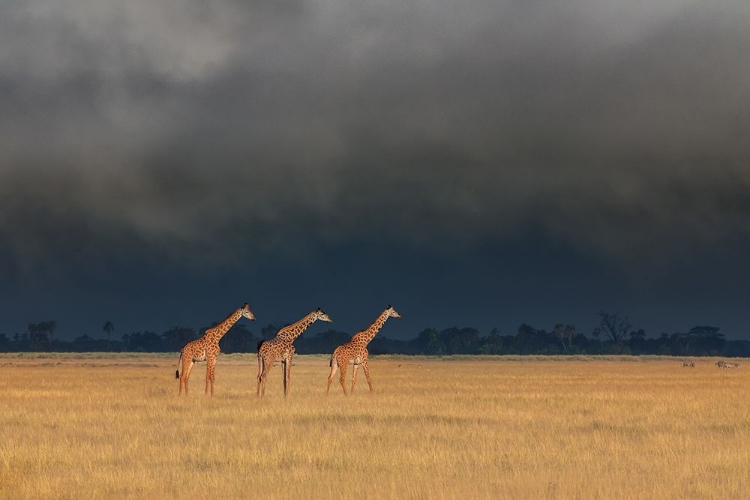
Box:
[241,303,256,321]
[314,308,333,323]
[386,304,402,319]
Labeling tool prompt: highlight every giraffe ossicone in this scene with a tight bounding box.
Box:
[175,303,256,396]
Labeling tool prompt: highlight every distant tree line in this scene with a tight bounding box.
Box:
[1,312,749,357]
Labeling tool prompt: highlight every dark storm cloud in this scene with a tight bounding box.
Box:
[2,0,750,278]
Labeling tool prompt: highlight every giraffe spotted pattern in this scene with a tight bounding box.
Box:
[176,303,255,396]
[327,305,401,395]
[257,308,333,397]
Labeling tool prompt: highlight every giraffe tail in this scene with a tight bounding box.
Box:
[175,352,182,379]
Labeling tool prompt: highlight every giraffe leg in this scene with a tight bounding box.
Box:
[260,357,272,397]
[350,363,359,394]
[283,353,293,397]
[205,359,210,396]
[181,360,195,396]
[339,363,349,396]
[260,359,273,396]
[178,356,185,395]
[281,358,287,396]
[206,355,217,397]
[289,350,295,396]
[327,358,338,394]
[257,355,264,396]
[362,359,373,392]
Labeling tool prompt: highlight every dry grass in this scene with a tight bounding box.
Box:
[1,353,749,499]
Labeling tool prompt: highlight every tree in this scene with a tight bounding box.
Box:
[564,325,577,350]
[122,331,164,352]
[28,321,57,351]
[416,328,446,355]
[296,329,350,354]
[514,324,564,354]
[103,321,115,351]
[161,326,197,352]
[27,322,49,351]
[670,331,692,355]
[688,326,725,355]
[597,311,632,346]
[516,324,537,354]
[479,327,503,354]
[553,324,569,352]
[72,335,98,352]
[441,327,480,354]
[0,333,9,352]
[628,328,647,354]
[45,321,56,351]
[630,328,646,339]
[220,323,257,353]
[27,323,40,348]
[261,322,288,340]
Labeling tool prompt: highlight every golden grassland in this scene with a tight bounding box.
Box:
[1,353,749,499]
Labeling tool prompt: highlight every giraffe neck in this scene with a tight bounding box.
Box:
[352,310,391,345]
[205,308,243,343]
[276,312,318,342]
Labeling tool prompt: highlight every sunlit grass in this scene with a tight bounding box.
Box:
[1,354,748,499]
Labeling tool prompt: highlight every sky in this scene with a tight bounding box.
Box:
[1,0,750,341]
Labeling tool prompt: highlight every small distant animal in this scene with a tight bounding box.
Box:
[716,360,740,369]
[683,361,695,368]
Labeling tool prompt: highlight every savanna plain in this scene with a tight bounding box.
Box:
[1,354,748,499]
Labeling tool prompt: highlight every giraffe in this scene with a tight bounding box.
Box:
[256,308,333,397]
[327,305,401,395]
[175,303,256,396]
